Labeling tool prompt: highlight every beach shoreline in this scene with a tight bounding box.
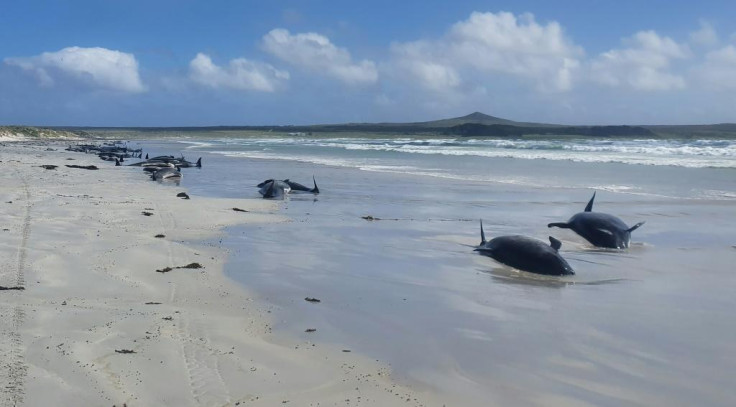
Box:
[0,140,444,406]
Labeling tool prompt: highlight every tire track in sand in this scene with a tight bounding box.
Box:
[154,201,232,406]
[1,167,31,407]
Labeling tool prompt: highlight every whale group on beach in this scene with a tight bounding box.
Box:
[476,191,645,276]
[76,140,645,277]
[66,142,143,163]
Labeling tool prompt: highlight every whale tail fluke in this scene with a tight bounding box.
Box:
[585,191,596,212]
[627,221,645,233]
[548,222,570,229]
[311,176,319,194]
[196,157,202,168]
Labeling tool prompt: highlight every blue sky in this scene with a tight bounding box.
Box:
[1,0,735,126]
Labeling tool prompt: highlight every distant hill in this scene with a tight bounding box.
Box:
[36,112,736,139]
[344,112,554,128]
[408,112,555,128]
[423,111,518,126]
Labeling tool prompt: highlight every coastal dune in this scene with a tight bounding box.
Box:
[0,142,442,406]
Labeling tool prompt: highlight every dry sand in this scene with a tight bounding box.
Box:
[0,141,443,406]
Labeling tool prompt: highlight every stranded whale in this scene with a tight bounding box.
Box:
[151,164,182,181]
[257,177,319,194]
[258,180,291,199]
[475,221,574,276]
[548,192,645,249]
[283,177,319,194]
[129,156,201,168]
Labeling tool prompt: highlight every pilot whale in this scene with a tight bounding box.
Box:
[258,180,291,199]
[151,164,182,181]
[548,192,645,249]
[475,221,574,276]
[283,177,319,194]
[257,177,319,194]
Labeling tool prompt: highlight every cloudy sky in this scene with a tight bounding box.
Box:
[1,0,735,126]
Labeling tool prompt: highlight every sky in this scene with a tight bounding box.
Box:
[1,0,735,126]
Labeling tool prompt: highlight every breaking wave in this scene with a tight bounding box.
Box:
[180,136,736,169]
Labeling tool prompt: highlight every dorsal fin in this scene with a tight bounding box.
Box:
[479,220,486,245]
[312,176,319,194]
[549,236,562,251]
[585,191,596,212]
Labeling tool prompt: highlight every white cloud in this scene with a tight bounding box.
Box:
[695,45,736,90]
[188,53,289,92]
[590,30,689,91]
[262,28,378,85]
[689,20,719,48]
[4,46,146,93]
[390,41,461,91]
[389,11,583,93]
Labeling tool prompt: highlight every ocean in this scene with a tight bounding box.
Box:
[134,135,735,406]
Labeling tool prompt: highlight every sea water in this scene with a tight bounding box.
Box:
[136,135,736,406]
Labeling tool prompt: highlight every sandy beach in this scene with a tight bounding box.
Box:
[0,140,444,406]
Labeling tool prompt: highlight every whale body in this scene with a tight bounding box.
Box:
[548,192,644,249]
[475,221,574,276]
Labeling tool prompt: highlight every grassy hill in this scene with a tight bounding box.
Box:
[0,126,89,140]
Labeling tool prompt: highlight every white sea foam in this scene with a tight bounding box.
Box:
[178,140,215,148]
[190,137,736,168]
[699,190,736,200]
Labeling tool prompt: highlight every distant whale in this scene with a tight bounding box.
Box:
[548,192,645,249]
[129,157,201,168]
[151,164,182,181]
[257,177,319,194]
[475,220,574,276]
[284,177,319,194]
[258,180,291,199]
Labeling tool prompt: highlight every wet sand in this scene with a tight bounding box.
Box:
[153,140,736,407]
[0,141,446,406]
